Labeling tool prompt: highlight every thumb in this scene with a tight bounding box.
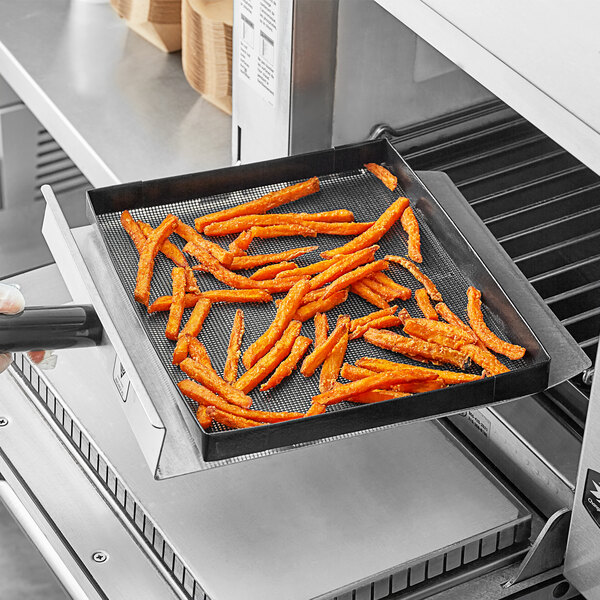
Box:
[0,284,25,315]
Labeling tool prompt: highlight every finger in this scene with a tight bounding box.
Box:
[0,353,12,373]
[0,284,25,315]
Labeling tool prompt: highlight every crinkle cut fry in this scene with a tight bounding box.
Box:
[466,287,526,360]
[293,290,349,322]
[178,380,304,423]
[321,197,409,259]
[415,288,438,320]
[176,222,234,267]
[313,369,435,406]
[179,297,212,338]
[234,321,303,394]
[134,214,179,306]
[322,260,389,300]
[194,177,320,231]
[401,206,422,263]
[300,315,351,377]
[120,211,147,253]
[350,281,390,310]
[223,309,245,384]
[356,357,483,385]
[183,244,305,293]
[363,328,469,369]
[403,318,477,350]
[385,255,442,302]
[148,290,272,313]
[165,267,187,341]
[179,357,253,408]
[243,278,310,369]
[364,163,398,191]
[320,327,349,392]
[260,335,312,391]
[228,247,318,271]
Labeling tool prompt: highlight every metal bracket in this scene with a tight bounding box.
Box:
[504,507,571,587]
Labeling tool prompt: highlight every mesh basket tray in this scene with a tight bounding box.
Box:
[87,140,550,461]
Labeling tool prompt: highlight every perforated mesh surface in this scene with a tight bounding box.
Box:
[96,167,535,434]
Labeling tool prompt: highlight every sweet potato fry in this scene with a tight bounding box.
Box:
[360,276,398,302]
[357,357,483,385]
[179,380,304,423]
[275,257,340,279]
[120,210,146,253]
[229,247,318,271]
[184,244,304,293]
[403,318,478,350]
[188,338,216,372]
[340,363,378,381]
[404,319,477,350]
[435,301,487,351]
[205,406,263,429]
[176,222,234,267]
[461,344,510,376]
[229,230,254,256]
[260,335,312,391]
[148,290,272,312]
[322,260,389,300]
[134,214,179,306]
[180,297,212,338]
[179,357,253,408]
[196,405,213,429]
[300,315,350,377]
[397,308,412,325]
[466,287,526,360]
[194,177,320,231]
[349,315,404,340]
[275,287,327,308]
[350,281,390,310]
[401,206,422,263]
[293,290,349,322]
[415,288,438,320]
[234,321,302,393]
[172,334,192,365]
[340,363,445,393]
[350,306,397,332]
[364,329,469,369]
[165,267,187,340]
[223,310,244,382]
[347,390,409,403]
[305,403,327,416]
[250,261,298,281]
[248,224,317,239]
[243,279,311,369]
[364,163,397,191]
[320,327,349,392]
[369,272,412,301]
[321,197,409,259]
[309,246,378,291]
[385,255,442,302]
[202,210,355,235]
[313,369,435,406]
[314,312,329,346]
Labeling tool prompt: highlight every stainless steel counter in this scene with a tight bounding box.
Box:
[0,0,232,188]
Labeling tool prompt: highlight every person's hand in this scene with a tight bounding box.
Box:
[0,283,25,373]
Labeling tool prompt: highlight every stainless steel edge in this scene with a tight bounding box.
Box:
[0,481,94,600]
[417,170,591,387]
[0,370,184,600]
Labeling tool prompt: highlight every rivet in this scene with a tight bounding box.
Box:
[92,551,109,563]
[0,417,9,427]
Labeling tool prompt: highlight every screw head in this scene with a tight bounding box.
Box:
[0,418,9,427]
[92,551,109,563]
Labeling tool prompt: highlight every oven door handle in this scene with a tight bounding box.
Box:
[0,305,102,352]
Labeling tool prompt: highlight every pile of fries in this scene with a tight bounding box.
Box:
[120,163,526,432]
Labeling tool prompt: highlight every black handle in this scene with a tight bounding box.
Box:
[0,305,103,352]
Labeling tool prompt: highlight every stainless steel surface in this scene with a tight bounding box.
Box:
[565,347,600,599]
[0,0,231,188]
[374,0,600,177]
[505,508,571,587]
[3,346,533,600]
